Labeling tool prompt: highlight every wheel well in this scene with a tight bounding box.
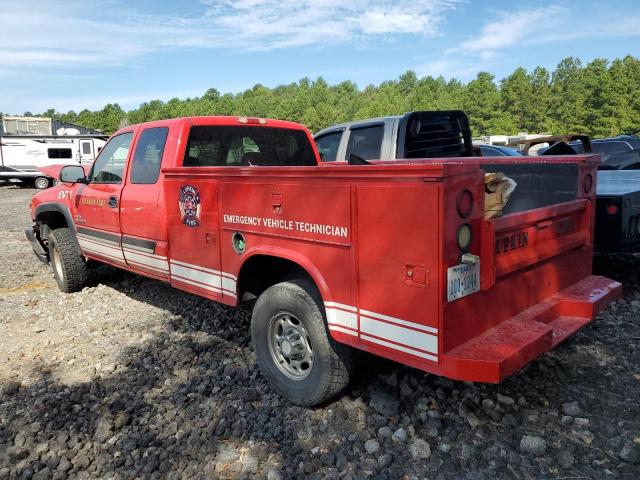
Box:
[237,255,318,302]
[36,211,68,240]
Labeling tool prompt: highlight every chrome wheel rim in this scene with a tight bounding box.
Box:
[52,246,64,281]
[35,178,49,189]
[268,311,314,380]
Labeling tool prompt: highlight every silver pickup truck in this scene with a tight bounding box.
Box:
[314,110,593,217]
[314,110,475,164]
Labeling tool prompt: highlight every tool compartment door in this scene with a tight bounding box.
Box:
[356,185,441,364]
[164,178,227,300]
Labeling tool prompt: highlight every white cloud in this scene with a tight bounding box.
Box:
[418,4,640,80]
[0,0,460,70]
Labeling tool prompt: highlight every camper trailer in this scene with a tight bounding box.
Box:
[0,117,107,189]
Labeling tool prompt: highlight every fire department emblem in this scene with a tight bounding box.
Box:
[179,185,201,227]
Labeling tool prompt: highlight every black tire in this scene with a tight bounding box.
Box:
[49,228,89,293]
[251,279,352,406]
[34,176,51,190]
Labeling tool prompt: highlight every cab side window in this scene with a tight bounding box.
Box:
[130,127,169,184]
[346,125,383,162]
[90,132,133,184]
[315,131,342,162]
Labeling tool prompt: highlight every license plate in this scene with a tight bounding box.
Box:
[447,262,480,302]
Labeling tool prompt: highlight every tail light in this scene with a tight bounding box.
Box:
[606,204,618,215]
[457,190,474,218]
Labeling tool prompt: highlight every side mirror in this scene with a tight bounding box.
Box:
[60,165,87,184]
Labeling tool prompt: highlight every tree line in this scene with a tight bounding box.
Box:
[7,56,640,138]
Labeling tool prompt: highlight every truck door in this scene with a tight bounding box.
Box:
[74,131,133,267]
[79,139,94,164]
[119,126,170,279]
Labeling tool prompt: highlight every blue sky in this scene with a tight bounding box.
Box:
[1,0,639,114]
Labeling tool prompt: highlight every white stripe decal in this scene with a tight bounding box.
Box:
[324,301,358,313]
[170,264,222,289]
[80,245,126,264]
[78,239,125,260]
[359,309,438,335]
[324,301,439,361]
[360,316,438,354]
[361,334,438,362]
[170,259,237,280]
[126,259,168,275]
[325,306,358,330]
[328,325,358,337]
[124,250,169,272]
[171,274,237,298]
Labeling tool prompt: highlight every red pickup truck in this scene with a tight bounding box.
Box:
[26,116,621,406]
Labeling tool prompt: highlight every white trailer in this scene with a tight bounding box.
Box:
[0,133,107,189]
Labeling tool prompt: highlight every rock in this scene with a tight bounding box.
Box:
[497,393,515,405]
[377,454,392,468]
[620,439,640,464]
[114,412,131,429]
[378,426,392,439]
[14,431,27,447]
[267,469,283,480]
[574,430,594,445]
[409,439,431,460]
[562,401,581,416]
[520,435,547,456]
[481,399,495,409]
[466,412,481,428]
[574,417,590,427]
[392,428,408,443]
[438,444,451,454]
[57,458,71,472]
[369,392,400,417]
[560,415,573,425]
[557,451,575,468]
[365,439,380,455]
[93,418,112,442]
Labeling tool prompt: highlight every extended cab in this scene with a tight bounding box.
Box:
[27,116,621,406]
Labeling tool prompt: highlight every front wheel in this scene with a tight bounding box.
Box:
[251,279,352,406]
[49,228,89,293]
[34,176,51,189]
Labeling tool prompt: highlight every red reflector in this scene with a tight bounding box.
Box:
[457,190,474,219]
[583,173,593,194]
[606,204,618,215]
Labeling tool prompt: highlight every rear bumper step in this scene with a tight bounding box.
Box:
[441,275,622,382]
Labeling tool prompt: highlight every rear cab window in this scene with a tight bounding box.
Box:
[183,126,316,167]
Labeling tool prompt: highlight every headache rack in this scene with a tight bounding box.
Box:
[397,110,474,159]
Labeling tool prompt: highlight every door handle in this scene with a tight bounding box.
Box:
[108,196,118,208]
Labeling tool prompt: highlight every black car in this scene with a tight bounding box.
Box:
[559,135,640,170]
[479,145,523,157]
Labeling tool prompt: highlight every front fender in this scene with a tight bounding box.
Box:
[33,203,82,255]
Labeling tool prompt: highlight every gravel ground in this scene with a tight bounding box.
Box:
[0,184,638,479]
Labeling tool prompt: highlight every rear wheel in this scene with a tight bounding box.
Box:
[251,279,352,406]
[34,176,51,189]
[49,228,89,293]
